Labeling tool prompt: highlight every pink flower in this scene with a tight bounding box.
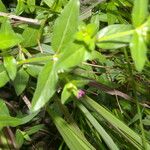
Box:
[77,90,85,99]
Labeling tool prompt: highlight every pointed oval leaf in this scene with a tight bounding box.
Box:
[0,19,23,50]
[15,129,24,148]
[31,61,58,112]
[132,0,148,27]
[61,85,72,104]
[61,82,77,104]
[130,31,147,72]
[52,0,79,52]
[0,64,9,88]
[26,64,42,78]
[15,0,25,15]
[3,56,17,80]
[27,0,35,12]
[0,0,7,12]
[25,124,44,135]
[42,0,55,7]
[21,26,40,47]
[56,42,89,71]
[13,68,29,95]
[0,99,9,116]
[96,24,133,49]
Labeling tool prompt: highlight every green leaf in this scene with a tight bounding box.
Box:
[82,96,150,149]
[15,129,24,149]
[0,0,7,12]
[47,107,95,150]
[76,101,119,150]
[56,42,89,71]
[90,14,100,32]
[22,26,40,47]
[31,61,58,112]
[3,56,17,80]
[130,30,147,71]
[52,0,79,52]
[132,0,148,27]
[16,0,25,15]
[0,99,9,116]
[0,130,10,148]
[61,83,77,104]
[0,64,9,88]
[142,117,150,126]
[42,0,55,7]
[0,19,23,50]
[96,24,133,49]
[0,112,38,128]
[27,0,35,12]
[61,85,72,104]
[90,51,107,63]
[75,23,97,50]
[25,124,44,135]
[107,2,118,25]
[26,64,43,78]
[13,68,29,95]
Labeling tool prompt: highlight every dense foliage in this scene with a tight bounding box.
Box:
[0,0,149,149]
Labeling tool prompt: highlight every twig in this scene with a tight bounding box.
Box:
[3,100,17,113]
[0,12,40,25]
[114,90,123,113]
[6,127,17,149]
[37,39,43,53]
[22,95,31,109]
[3,127,17,149]
[82,62,112,69]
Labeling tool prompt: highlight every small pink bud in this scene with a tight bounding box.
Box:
[77,90,85,99]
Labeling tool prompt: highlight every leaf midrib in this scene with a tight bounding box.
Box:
[56,2,75,53]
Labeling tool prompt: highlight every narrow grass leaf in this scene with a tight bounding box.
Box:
[47,107,95,150]
[76,101,119,150]
[82,96,150,149]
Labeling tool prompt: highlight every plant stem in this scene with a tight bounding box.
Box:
[0,12,40,25]
[123,48,147,150]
